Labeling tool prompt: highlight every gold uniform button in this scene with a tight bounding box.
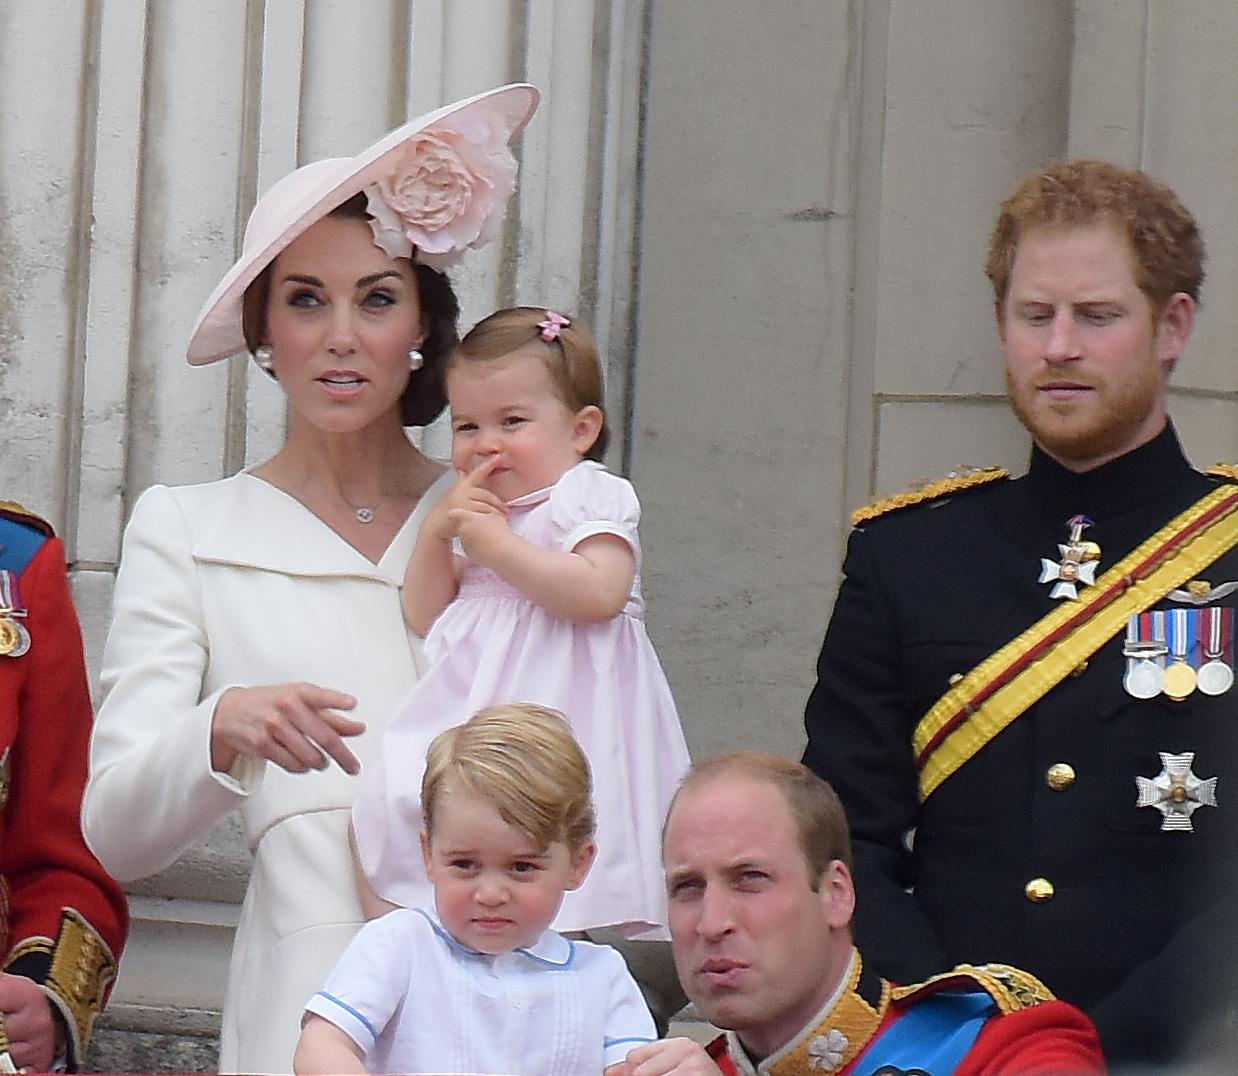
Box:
[1025,877,1055,903]
[1045,763,1076,791]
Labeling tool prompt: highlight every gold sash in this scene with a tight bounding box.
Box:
[915,484,1238,801]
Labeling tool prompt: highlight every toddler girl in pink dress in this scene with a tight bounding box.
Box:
[352,307,690,940]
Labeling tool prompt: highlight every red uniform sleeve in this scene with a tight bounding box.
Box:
[958,999,1106,1075]
[706,1033,740,1074]
[0,536,129,1069]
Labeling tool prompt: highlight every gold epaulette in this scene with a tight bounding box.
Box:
[0,501,53,537]
[851,466,1008,527]
[1206,464,1238,484]
[892,962,1054,1015]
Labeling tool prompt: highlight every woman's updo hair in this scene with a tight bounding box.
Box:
[240,192,460,427]
[449,306,608,461]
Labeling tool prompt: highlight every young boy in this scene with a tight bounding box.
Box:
[294,704,656,1074]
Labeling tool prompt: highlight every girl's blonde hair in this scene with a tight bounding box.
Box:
[448,307,609,461]
[421,703,596,853]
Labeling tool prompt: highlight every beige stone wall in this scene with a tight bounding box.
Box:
[2,0,1235,1037]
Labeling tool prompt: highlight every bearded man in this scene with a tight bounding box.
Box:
[802,159,1237,1067]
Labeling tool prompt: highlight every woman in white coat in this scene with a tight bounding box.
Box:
[82,84,539,1074]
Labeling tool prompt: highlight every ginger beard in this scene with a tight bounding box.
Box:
[997,222,1185,473]
[1003,340,1166,472]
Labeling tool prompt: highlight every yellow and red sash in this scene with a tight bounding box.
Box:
[915,484,1238,801]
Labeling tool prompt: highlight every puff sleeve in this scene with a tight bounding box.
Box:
[548,462,641,563]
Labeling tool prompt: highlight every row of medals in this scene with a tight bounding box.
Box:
[1122,607,1234,701]
[1040,515,1234,701]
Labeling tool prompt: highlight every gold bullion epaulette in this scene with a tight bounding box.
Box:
[0,501,54,538]
[891,962,1055,1015]
[851,466,1008,527]
[1206,464,1238,485]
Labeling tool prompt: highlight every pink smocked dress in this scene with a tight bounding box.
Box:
[352,460,690,938]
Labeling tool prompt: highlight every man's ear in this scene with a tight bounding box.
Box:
[819,860,856,931]
[1155,292,1195,370]
[566,841,597,891]
[571,406,604,456]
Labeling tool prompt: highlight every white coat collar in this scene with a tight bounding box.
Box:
[188,469,452,580]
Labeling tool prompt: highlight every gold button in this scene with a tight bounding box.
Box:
[1071,660,1088,677]
[1045,763,1076,791]
[1025,877,1054,903]
[948,673,964,686]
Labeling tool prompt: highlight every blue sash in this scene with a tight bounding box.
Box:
[0,516,45,574]
[854,990,994,1075]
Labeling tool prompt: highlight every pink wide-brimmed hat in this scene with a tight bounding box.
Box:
[186,82,539,365]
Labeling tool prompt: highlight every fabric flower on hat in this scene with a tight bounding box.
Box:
[365,111,518,271]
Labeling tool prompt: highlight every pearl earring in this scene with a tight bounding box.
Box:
[408,348,424,372]
[253,345,275,373]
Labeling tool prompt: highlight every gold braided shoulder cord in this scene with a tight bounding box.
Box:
[851,466,1008,527]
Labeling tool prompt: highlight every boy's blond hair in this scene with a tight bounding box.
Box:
[422,704,595,853]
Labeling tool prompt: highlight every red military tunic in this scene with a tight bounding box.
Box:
[704,952,1104,1075]
[0,504,128,1069]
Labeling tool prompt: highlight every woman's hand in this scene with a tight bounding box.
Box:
[211,683,365,775]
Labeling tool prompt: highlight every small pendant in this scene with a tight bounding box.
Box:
[355,507,375,524]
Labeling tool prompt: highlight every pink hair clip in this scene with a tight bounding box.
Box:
[537,310,570,342]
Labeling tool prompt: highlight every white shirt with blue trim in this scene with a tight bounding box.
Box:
[303,907,656,1073]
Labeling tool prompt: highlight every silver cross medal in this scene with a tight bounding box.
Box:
[1039,515,1101,601]
[1136,752,1218,832]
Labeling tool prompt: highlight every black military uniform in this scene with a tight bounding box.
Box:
[803,423,1238,1066]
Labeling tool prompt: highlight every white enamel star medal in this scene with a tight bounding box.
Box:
[1038,514,1101,601]
[1136,752,1217,832]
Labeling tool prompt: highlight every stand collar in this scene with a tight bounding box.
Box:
[1025,422,1194,522]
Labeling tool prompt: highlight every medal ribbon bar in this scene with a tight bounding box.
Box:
[914,485,1238,801]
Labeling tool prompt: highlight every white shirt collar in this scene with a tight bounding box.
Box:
[413,906,575,967]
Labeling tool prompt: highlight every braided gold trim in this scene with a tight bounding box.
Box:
[4,937,51,966]
[45,909,117,1059]
[851,466,1007,527]
[892,962,1055,1014]
[767,952,890,1075]
[916,485,1238,799]
[1206,464,1238,483]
